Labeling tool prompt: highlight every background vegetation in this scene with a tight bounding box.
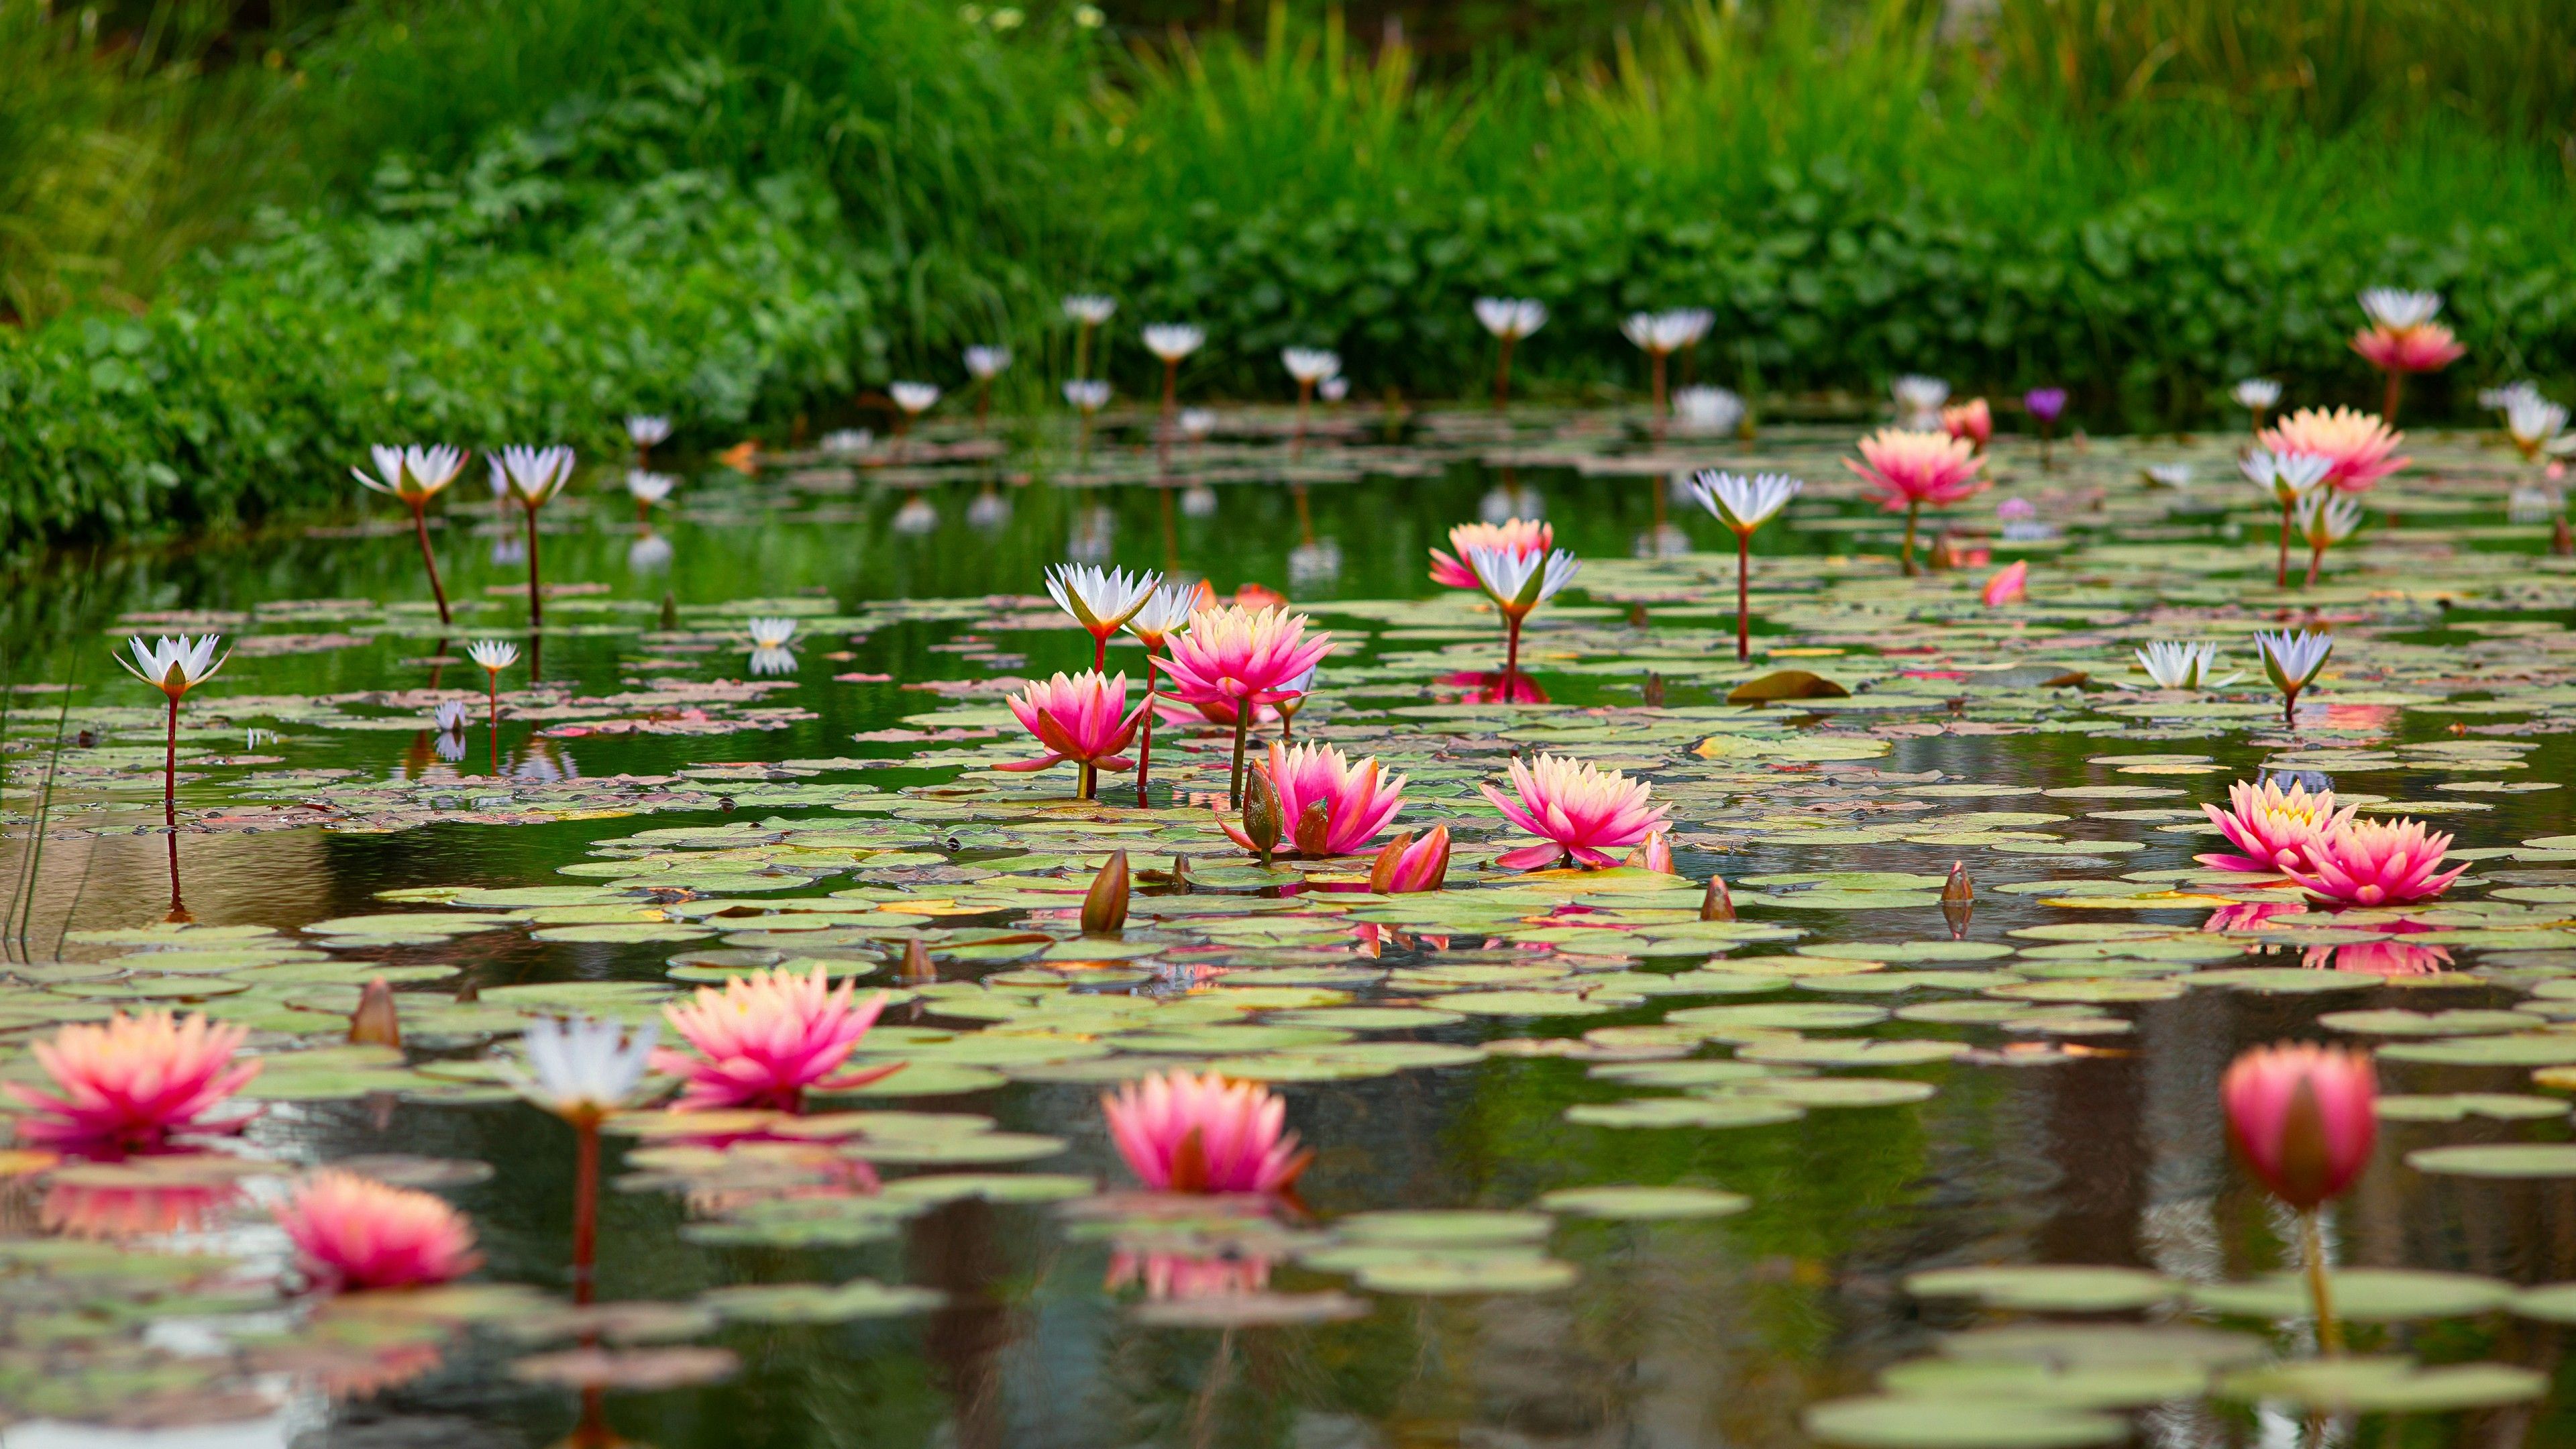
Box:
[3,0,2574,543]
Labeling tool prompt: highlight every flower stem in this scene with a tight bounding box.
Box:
[488,676,501,775]
[162,693,178,830]
[524,506,544,631]
[1079,760,1096,801]
[2300,1208,2341,1356]
[1735,530,1752,661]
[2305,542,2325,588]
[410,502,451,625]
[1493,335,1514,410]
[1902,501,1921,576]
[1503,614,1523,702]
[1092,633,1107,674]
[1228,708,1250,810]
[2382,369,2404,427]
[572,1120,600,1307]
[1136,653,1158,808]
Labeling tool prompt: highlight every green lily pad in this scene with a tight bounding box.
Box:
[1906,1265,2176,1312]
[2216,1356,2545,1412]
[2190,1269,2513,1321]
[1536,1185,1750,1220]
[697,1280,945,1322]
[1803,1397,2127,1449]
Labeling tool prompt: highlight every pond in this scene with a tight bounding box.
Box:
[2,404,2575,1448]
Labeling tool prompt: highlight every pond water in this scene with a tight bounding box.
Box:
[3,407,2575,1448]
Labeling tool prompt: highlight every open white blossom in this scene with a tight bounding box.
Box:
[1142,324,1205,362]
[889,382,942,415]
[1474,297,1548,340]
[1686,471,1801,533]
[2359,287,2442,330]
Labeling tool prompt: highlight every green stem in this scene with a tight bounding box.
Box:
[1079,761,1096,801]
[2301,1208,2342,1356]
[1228,707,1250,810]
[1735,530,1752,661]
[1902,501,1921,576]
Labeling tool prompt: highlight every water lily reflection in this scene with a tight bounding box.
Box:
[1481,481,1544,523]
[1436,669,1549,704]
[627,530,674,572]
[1106,1250,1275,1301]
[1287,538,1341,583]
[892,492,938,535]
[42,1171,241,1241]
[2305,940,2453,977]
[1181,482,1218,517]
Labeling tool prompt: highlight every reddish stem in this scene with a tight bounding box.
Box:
[1136,652,1158,808]
[572,1120,599,1306]
[2382,369,2404,427]
[1493,335,1515,410]
[1502,614,1523,702]
[1902,500,1921,576]
[162,693,178,829]
[2277,500,2293,588]
[1735,531,1752,661]
[488,676,500,775]
[409,502,451,625]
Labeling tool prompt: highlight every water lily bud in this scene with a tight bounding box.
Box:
[1169,853,1193,892]
[1369,826,1448,894]
[659,590,680,631]
[2224,1042,2376,1210]
[1641,672,1666,707]
[1700,875,1735,922]
[2557,517,2574,557]
[1241,771,1283,866]
[1293,799,1332,857]
[1942,860,1974,905]
[901,937,936,985]
[1083,849,1130,936]
[349,977,402,1048]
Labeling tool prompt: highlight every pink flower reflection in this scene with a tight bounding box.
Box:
[1436,669,1550,704]
[2303,941,2454,977]
[1106,1250,1276,1301]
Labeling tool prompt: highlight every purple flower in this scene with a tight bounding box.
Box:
[2024,388,2068,424]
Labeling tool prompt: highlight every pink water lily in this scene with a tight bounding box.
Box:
[276,1171,481,1293]
[2284,816,2467,907]
[1481,753,1670,869]
[1102,1069,1311,1195]
[655,965,899,1112]
[1220,741,1405,857]
[5,1011,260,1152]
[998,670,1146,799]
[1370,824,1451,893]
[2198,777,2353,873]
[2225,1042,2375,1211]
[1980,560,2028,606]
[1845,428,1988,574]
[1159,604,1334,807]
[2259,407,2407,494]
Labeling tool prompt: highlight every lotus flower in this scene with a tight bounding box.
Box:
[963,345,1012,380]
[1430,519,1551,590]
[276,1171,480,1292]
[5,1011,260,1151]
[1065,379,1112,415]
[2284,816,2466,907]
[1064,294,1118,325]
[1474,297,1548,341]
[655,965,900,1112]
[1159,605,1334,806]
[888,382,941,419]
[2243,447,2338,587]
[2024,387,2068,425]
[1622,309,1713,416]
[1625,830,1675,873]
[2198,777,2353,873]
[1845,428,1988,574]
[1941,398,1992,449]
[1142,324,1205,362]
[2259,407,2406,494]
[1981,560,2029,606]
[1101,1069,1311,1195]
[1282,347,1340,386]
[1220,741,1404,857]
[1369,824,1450,892]
[1046,564,1161,671]
[2506,393,2569,461]
[998,670,1146,798]
[1481,753,1670,869]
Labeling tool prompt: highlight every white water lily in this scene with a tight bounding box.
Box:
[1318,376,1348,403]
[1890,374,1950,426]
[2131,641,2236,690]
[1474,297,1548,340]
[2295,492,2365,555]
[2506,392,2569,460]
[490,445,577,506]
[1046,564,1160,635]
[1124,582,1199,647]
[821,428,873,456]
[967,488,1010,529]
[2241,447,2333,504]
[2483,380,2542,413]
[1620,309,1713,355]
[889,382,941,416]
[466,639,520,673]
[1063,294,1118,325]
[626,470,676,506]
[1464,543,1580,616]
[2143,463,2194,488]
[1179,407,1216,439]
[1181,484,1218,517]
[503,1014,660,1126]
[1142,324,1205,362]
[2231,378,2282,412]
[963,346,1012,380]
[1687,470,1801,533]
[2359,287,2441,331]
[892,494,938,534]
[745,617,800,650]
[119,635,227,699]
[354,445,468,502]
[432,700,472,733]
[1672,386,1745,436]
[1063,380,1112,413]
[2256,628,2334,694]
[625,415,672,448]
[1283,347,1340,385]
